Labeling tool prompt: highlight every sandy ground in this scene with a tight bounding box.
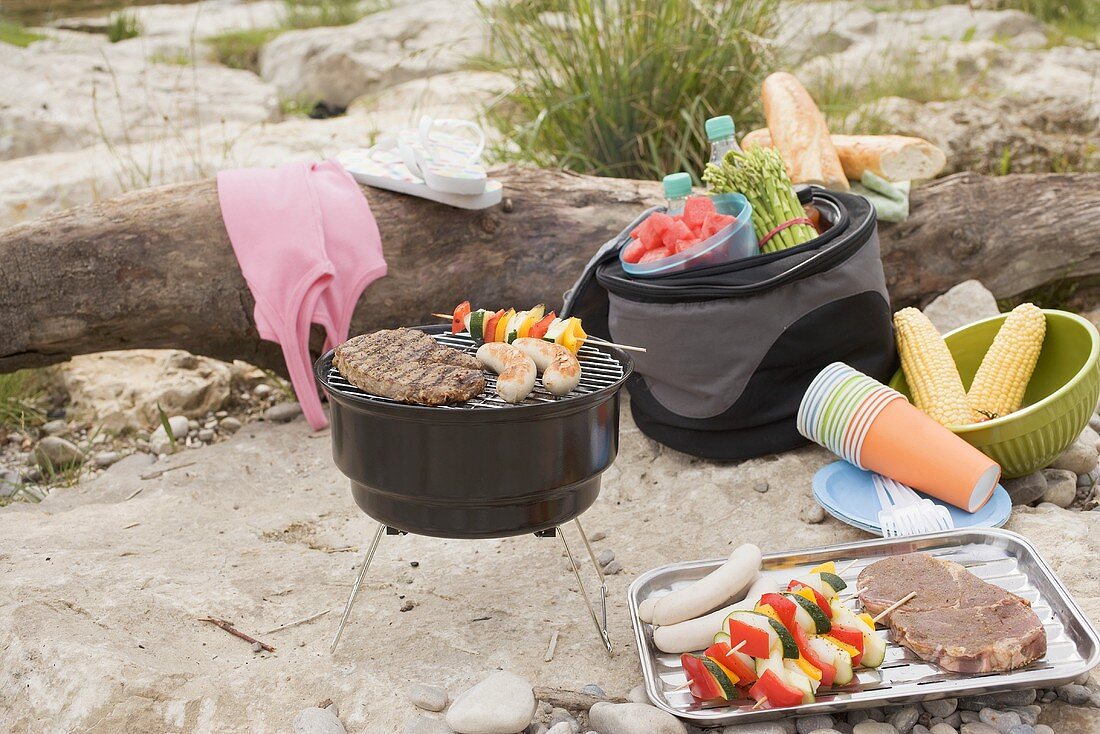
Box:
[1,400,1098,732]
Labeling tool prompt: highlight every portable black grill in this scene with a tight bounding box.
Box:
[315,325,634,653]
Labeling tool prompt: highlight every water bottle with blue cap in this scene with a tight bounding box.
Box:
[662,172,692,215]
[705,115,742,167]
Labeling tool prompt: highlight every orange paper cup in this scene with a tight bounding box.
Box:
[860,398,1001,513]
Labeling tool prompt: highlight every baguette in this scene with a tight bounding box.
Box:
[761,72,849,191]
[742,129,947,182]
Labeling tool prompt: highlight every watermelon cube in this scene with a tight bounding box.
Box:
[632,212,675,251]
[639,247,672,264]
[622,239,646,264]
[681,196,716,230]
[661,220,693,250]
[702,212,737,238]
[673,238,702,254]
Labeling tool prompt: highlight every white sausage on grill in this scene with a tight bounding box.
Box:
[512,338,582,396]
[476,343,537,404]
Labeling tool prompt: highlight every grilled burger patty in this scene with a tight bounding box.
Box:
[334,328,485,405]
[858,553,1046,673]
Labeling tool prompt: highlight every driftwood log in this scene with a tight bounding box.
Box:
[1,167,1097,374]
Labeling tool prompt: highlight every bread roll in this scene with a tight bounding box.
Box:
[742,129,946,182]
[761,72,849,191]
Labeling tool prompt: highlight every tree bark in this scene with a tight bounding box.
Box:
[1,167,1096,375]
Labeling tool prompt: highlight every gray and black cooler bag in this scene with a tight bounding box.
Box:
[563,187,897,461]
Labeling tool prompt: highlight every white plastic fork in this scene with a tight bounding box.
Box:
[873,474,953,537]
[881,475,954,532]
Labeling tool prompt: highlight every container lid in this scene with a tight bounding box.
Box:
[705,115,735,141]
[662,172,693,198]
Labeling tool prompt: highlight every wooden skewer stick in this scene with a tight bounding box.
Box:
[428,314,647,352]
[199,617,275,652]
[836,559,859,576]
[752,697,768,710]
[872,591,918,624]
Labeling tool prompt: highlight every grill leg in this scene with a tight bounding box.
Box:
[329,523,385,654]
[559,522,613,655]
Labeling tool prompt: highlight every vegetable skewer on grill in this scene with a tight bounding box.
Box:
[434,303,646,353]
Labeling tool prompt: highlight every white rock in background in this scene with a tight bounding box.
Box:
[62,350,232,433]
[347,71,510,136]
[260,0,488,110]
[922,280,1000,334]
[0,38,279,160]
[444,671,536,734]
[587,702,688,734]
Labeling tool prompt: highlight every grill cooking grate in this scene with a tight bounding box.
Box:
[322,332,627,409]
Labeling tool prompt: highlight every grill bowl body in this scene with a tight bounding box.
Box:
[316,327,633,538]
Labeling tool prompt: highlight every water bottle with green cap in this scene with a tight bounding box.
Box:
[662,172,693,215]
[705,115,742,166]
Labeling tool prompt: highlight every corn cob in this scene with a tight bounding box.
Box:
[894,307,972,426]
[967,303,1046,421]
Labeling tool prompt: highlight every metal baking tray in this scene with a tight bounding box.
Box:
[628,529,1100,727]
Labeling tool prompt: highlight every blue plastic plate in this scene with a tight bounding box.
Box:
[812,460,1012,535]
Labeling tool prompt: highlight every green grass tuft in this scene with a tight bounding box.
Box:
[280,0,378,29]
[806,48,967,135]
[991,0,1100,41]
[0,20,45,47]
[149,50,194,66]
[476,0,781,182]
[107,10,143,43]
[0,370,48,430]
[206,27,283,71]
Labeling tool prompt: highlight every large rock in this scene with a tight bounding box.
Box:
[922,280,999,333]
[0,36,278,160]
[1050,429,1100,476]
[61,349,232,432]
[444,671,535,734]
[2,401,1097,730]
[260,0,488,109]
[587,702,688,734]
[346,71,509,134]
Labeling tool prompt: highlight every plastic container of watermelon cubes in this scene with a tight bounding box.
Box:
[621,193,757,278]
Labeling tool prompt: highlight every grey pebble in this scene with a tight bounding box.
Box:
[254,384,273,397]
[1004,706,1039,725]
[525,724,548,734]
[596,550,615,566]
[911,727,931,734]
[198,428,215,442]
[1091,691,1100,707]
[250,641,262,652]
[1004,726,1034,734]
[589,531,606,541]
[603,560,623,575]
[41,419,69,436]
[579,683,605,698]
[978,709,1020,734]
[408,683,448,712]
[754,481,769,493]
[972,690,1037,708]
[93,450,121,468]
[546,723,572,734]
[959,724,998,734]
[797,715,835,734]
[1056,683,1091,704]
[805,730,844,734]
[800,504,827,524]
[548,707,578,732]
[852,723,898,734]
[626,683,648,704]
[889,706,920,733]
[265,402,302,423]
[929,725,958,734]
[220,416,242,433]
[1039,691,1056,703]
[293,707,346,734]
[923,700,958,718]
[941,713,962,728]
[959,712,978,724]
[719,723,791,733]
[1033,727,1053,734]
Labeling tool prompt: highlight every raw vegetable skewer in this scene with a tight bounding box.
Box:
[431,307,645,353]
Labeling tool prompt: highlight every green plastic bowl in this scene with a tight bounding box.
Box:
[889,309,1100,478]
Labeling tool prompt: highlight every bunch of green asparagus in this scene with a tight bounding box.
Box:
[703,146,817,253]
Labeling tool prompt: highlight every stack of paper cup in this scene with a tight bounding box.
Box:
[798,362,1001,513]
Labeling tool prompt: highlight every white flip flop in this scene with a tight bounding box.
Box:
[338,116,502,210]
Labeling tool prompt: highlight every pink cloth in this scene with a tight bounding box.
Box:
[217,160,387,430]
